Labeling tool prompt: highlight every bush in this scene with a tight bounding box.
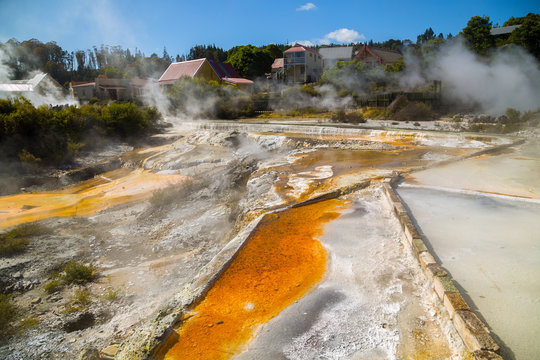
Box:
[394,102,432,122]
[44,279,63,293]
[505,108,521,123]
[331,110,366,124]
[62,261,97,284]
[0,294,19,338]
[65,288,92,313]
[0,97,161,169]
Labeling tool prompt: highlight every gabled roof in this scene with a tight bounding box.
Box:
[158,58,253,85]
[284,44,318,55]
[158,59,206,84]
[490,25,520,36]
[0,72,61,92]
[354,44,402,65]
[318,46,353,60]
[271,58,284,69]
[208,60,242,79]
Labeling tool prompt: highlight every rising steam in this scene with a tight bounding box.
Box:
[427,40,540,114]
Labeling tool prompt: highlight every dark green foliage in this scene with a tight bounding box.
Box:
[417,28,436,45]
[504,13,540,58]
[186,44,228,62]
[0,98,160,169]
[265,44,283,59]
[62,261,97,284]
[0,295,19,338]
[226,45,273,79]
[461,15,495,54]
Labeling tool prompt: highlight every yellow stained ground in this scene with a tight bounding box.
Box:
[163,199,349,360]
[0,169,188,230]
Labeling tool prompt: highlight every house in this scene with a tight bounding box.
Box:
[158,58,253,90]
[284,44,324,84]
[353,44,403,66]
[69,77,150,102]
[69,81,96,101]
[318,46,354,68]
[0,72,64,98]
[270,58,284,82]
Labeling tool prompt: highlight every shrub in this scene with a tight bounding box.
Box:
[0,97,161,169]
[62,261,97,284]
[505,108,521,123]
[103,287,119,302]
[0,294,19,338]
[44,279,63,293]
[331,110,366,124]
[0,236,29,257]
[394,102,432,122]
[0,223,49,257]
[65,288,92,313]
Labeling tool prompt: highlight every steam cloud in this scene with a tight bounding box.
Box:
[427,40,540,114]
[0,45,78,107]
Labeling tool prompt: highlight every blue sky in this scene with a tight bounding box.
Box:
[0,0,538,57]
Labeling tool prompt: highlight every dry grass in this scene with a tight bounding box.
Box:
[0,223,51,257]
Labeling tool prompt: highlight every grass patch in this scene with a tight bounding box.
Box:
[64,288,92,313]
[103,287,120,302]
[0,223,50,257]
[44,279,63,293]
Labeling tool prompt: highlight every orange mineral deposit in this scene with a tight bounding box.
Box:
[163,198,348,360]
[0,169,188,230]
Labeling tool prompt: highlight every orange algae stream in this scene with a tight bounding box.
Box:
[0,169,188,230]
[163,199,349,360]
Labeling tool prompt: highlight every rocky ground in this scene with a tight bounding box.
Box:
[0,120,521,359]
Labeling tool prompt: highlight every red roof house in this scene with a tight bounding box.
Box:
[158,58,253,89]
[353,44,403,66]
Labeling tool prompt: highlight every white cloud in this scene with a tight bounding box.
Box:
[288,40,316,47]
[324,28,365,43]
[297,2,317,11]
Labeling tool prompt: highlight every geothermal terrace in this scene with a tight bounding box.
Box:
[0,120,538,360]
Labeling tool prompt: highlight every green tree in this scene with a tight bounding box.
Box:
[504,13,540,58]
[265,44,283,59]
[226,45,273,79]
[461,15,495,54]
[417,28,435,45]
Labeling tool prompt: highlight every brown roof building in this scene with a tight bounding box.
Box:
[353,44,403,66]
[158,58,253,89]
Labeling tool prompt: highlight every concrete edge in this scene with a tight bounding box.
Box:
[400,138,525,176]
[381,181,503,360]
